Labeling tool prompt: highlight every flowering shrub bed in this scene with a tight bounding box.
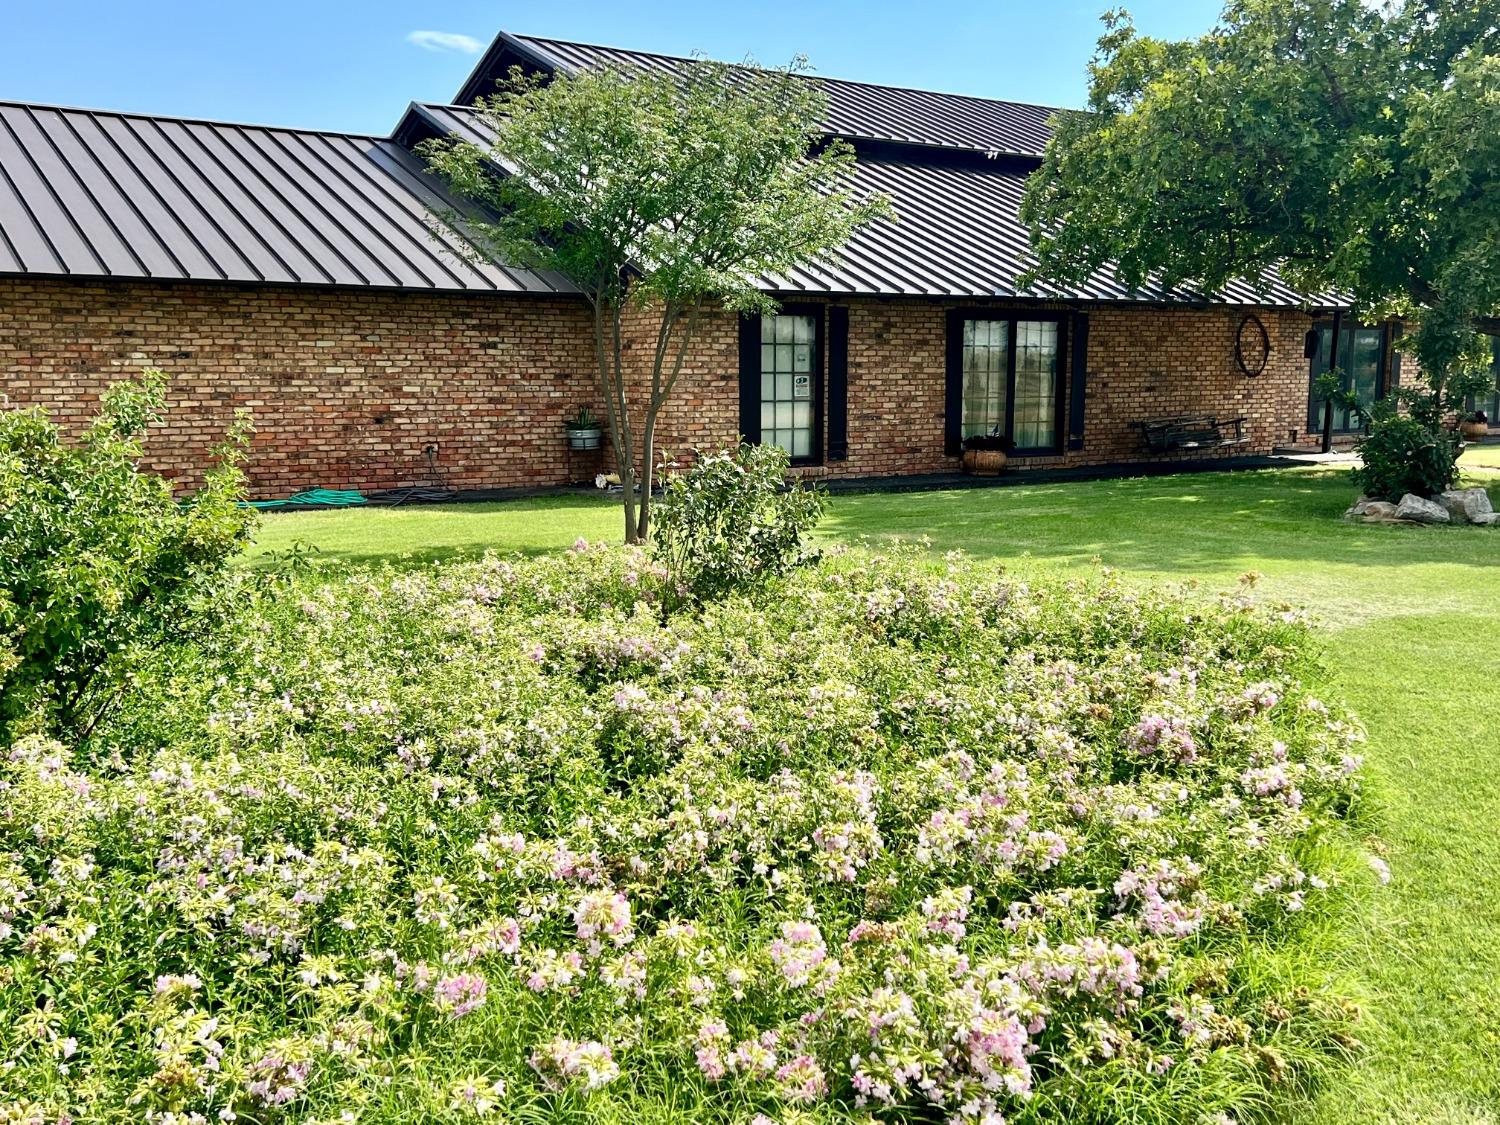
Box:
[0,545,1378,1124]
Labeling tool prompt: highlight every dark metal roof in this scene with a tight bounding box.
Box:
[461,33,1060,159]
[0,100,576,294]
[420,104,1335,307]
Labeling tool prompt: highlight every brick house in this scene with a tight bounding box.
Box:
[0,32,1414,498]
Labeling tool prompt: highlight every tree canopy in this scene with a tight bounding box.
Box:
[422,59,888,541]
[1022,0,1500,385]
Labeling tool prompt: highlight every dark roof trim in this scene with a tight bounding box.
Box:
[453,31,564,106]
[0,97,388,142]
[0,269,589,301]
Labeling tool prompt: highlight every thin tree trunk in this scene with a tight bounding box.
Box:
[636,305,679,542]
[589,297,634,540]
[610,305,641,542]
[637,304,702,543]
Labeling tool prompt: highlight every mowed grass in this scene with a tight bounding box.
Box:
[248,462,1500,1124]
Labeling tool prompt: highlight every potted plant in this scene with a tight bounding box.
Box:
[564,406,603,451]
[962,431,1010,476]
[1460,409,1489,442]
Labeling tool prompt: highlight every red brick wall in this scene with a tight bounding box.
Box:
[1,277,1342,497]
[0,278,601,495]
[629,298,1328,479]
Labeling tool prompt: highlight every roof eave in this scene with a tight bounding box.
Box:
[453,31,574,107]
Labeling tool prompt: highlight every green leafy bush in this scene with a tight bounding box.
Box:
[1352,396,1461,501]
[652,442,825,607]
[0,544,1378,1124]
[0,370,253,739]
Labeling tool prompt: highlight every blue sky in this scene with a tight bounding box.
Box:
[3,1,1226,136]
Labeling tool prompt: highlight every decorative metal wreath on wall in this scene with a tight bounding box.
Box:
[1235,313,1271,377]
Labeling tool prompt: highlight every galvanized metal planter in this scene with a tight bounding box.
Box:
[566,426,603,451]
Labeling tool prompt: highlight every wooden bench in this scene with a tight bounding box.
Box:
[1139,415,1249,453]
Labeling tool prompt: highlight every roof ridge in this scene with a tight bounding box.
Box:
[0,98,387,142]
[510,32,1074,115]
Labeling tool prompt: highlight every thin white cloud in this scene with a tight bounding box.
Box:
[406,30,483,55]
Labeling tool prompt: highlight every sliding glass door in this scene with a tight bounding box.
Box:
[1306,322,1387,433]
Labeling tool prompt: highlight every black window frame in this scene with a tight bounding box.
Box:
[1306,318,1392,434]
[747,304,826,467]
[1465,334,1500,423]
[946,309,1068,458]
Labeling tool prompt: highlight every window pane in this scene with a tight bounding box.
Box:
[960,319,1009,439]
[758,314,818,459]
[1349,329,1383,416]
[1307,327,1335,431]
[1491,338,1500,418]
[1309,324,1383,432]
[1013,320,1058,449]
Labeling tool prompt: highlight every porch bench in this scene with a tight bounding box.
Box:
[1139,415,1249,453]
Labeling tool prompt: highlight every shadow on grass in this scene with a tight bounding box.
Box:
[245,468,1500,584]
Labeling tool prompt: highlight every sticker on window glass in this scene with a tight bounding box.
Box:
[793,374,812,399]
[794,344,812,371]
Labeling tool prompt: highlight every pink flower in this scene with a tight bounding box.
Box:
[432,972,488,1018]
[529,1037,619,1091]
[774,1054,828,1102]
[768,920,827,987]
[573,889,634,949]
[1127,714,1198,763]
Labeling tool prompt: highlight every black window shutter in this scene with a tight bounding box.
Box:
[944,309,965,456]
[827,306,849,461]
[1067,312,1090,451]
[738,313,761,444]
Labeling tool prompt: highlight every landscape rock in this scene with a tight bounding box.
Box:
[1473,512,1499,526]
[1437,488,1494,524]
[1394,493,1450,524]
[1344,495,1379,519]
[1359,501,1398,521]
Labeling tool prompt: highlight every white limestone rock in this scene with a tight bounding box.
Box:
[1437,488,1494,524]
[1394,493,1450,524]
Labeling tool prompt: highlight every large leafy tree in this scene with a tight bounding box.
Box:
[423,59,888,542]
[1022,0,1499,489]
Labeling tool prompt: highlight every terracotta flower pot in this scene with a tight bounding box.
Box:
[962,448,1008,476]
[1459,420,1488,442]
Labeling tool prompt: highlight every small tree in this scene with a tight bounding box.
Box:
[423,59,889,542]
[1021,0,1500,488]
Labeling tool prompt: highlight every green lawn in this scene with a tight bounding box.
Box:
[248,464,1500,1125]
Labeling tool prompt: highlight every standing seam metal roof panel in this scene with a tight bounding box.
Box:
[504,34,1062,158]
[422,102,1334,306]
[0,100,578,294]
